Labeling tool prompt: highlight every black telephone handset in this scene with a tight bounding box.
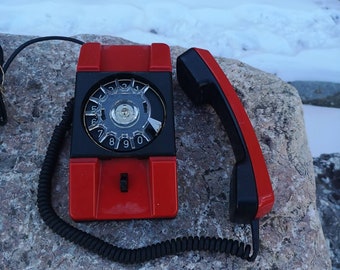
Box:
[177,48,274,223]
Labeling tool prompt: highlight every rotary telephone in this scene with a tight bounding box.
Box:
[0,38,274,264]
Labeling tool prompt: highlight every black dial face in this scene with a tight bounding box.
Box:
[83,78,166,152]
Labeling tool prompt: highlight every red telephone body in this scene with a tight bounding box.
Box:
[69,43,177,221]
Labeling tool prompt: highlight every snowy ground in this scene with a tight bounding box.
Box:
[1,0,340,156]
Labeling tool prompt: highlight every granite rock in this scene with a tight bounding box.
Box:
[314,153,340,269]
[289,81,340,108]
[0,34,332,269]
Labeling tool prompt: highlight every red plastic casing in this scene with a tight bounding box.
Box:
[69,157,177,220]
[194,48,274,219]
[69,43,177,221]
[76,42,172,72]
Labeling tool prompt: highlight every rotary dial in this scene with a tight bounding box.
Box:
[83,78,165,152]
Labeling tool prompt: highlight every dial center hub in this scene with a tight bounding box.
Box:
[111,101,139,127]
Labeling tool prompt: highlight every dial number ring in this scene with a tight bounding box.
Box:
[83,78,165,152]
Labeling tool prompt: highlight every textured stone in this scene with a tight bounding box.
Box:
[314,153,340,269]
[0,34,332,269]
[289,81,340,108]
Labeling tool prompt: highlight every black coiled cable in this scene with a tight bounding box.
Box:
[2,35,260,264]
[0,36,85,126]
[37,98,260,264]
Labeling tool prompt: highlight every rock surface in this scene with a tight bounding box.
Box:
[314,153,340,269]
[0,34,332,269]
[289,81,340,108]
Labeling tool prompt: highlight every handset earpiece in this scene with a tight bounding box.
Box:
[176,48,274,223]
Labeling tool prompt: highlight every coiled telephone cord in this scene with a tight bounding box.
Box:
[37,98,259,264]
[1,36,260,264]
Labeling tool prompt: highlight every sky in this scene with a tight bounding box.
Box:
[1,0,340,156]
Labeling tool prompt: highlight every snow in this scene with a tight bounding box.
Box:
[1,0,340,156]
[304,105,340,157]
